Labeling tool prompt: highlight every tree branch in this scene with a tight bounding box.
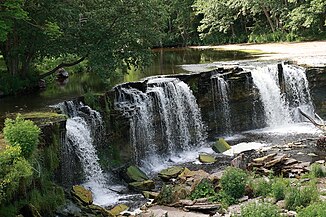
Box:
[39,54,88,79]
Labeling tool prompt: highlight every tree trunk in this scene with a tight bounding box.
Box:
[39,55,88,79]
[262,7,275,32]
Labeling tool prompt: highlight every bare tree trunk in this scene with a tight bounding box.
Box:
[262,7,275,32]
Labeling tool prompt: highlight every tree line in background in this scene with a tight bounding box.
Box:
[0,0,325,95]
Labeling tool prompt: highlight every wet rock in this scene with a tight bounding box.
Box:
[212,138,231,153]
[129,180,155,191]
[142,191,159,199]
[71,185,93,205]
[126,165,149,182]
[199,153,216,163]
[88,204,112,217]
[317,136,326,147]
[109,204,129,216]
[159,166,184,180]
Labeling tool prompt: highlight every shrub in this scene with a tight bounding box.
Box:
[190,179,217,200]
[241,202,281,217]
[309,163,325,178]
[285,182,319,211]
[272,178,290,201]
[3,115,41,158]
[0,146,33,204]
[297,202,326,217]
[220,167,248,200]
[251,177,272,197]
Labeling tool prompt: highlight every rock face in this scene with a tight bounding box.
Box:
[71,185,93,205]
[212,138,231,153]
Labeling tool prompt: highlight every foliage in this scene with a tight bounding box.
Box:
[297,202,326,217]
[0,145,33,204]
[3,115,41,158]
[250,177,272,197]
[190,179,217,200]
[309,163,326,178]
[271,178,290,201]
[240,202,281,217]
[285,182,319,211]
[220,167,248,200]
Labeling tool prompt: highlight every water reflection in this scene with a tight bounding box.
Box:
[0,48,253,114]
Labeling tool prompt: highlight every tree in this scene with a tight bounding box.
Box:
[0,0,166,82]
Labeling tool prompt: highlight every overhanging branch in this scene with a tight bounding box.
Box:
[39,54,88,79]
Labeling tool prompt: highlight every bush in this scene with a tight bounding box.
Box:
[190,179,217,200]
[241,202,281,217]
[272,178,290,201]
[0,146,33,204]
[285,182,319,211]
[297,202,326,217]
[3,115,41,158]
[309,163,325,178]
[220,167,248,200]
[251,177,272,197]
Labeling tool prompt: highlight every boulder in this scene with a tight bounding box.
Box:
[126,165,149,182]
[109,204,128,216]
[88,204,113,217]
[199,154,216,163]
[71,185,93,205]
[212,138,231,153]
[129,180,155,191]
[159,166,185,180]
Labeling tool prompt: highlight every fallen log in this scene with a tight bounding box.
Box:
[298,108,325,133]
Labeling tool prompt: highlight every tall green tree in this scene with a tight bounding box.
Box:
[0,0,165,80]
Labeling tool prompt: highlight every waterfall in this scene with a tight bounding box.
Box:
[211,75,232,135]
[54,101,106,184]
[251,64,314,127]
[115,77,206,165]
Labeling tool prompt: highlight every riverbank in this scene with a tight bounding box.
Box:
[190,41,326,67]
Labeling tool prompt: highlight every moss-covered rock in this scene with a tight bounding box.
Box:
[129,180,155,191]
[199,154,216,163]
[71,185,93,205]
[142,191,159,199]
[159,166,185,180]
[212,138,231,153]
[126,165,149,182]
[108,204,128,216]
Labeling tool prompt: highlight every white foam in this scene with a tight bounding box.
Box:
[223,142,267,156]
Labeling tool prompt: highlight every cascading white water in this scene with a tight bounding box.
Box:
[115,77,206,165]
[55,101,106,184]
[54,101,123,206]
[251,64,314,127]
[211,75,232,135]
[282,64,315,121]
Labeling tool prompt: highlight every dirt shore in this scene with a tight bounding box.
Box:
[190,41,326,66]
